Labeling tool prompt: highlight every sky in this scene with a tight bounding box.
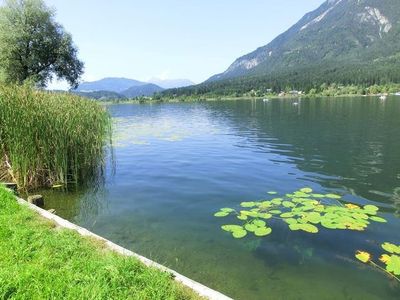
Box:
[41,0,325,89]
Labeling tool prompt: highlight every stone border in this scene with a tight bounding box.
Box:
[16,197,233,300]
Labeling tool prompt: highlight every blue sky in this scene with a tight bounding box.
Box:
[43,0,325,88]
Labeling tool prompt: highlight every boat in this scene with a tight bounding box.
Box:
[395,92,400,96]
[379,95,387,101]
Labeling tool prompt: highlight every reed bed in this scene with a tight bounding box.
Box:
[0,85,111,189]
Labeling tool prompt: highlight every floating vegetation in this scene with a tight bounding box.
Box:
[214,187,387,239]
[355,242,400,282]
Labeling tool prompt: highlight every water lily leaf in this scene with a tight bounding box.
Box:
[214,211,229,217]
[241,202,257,208]
[289,224,302,231]
[385,255,400,275]
[380,254,391,264]
[252,220,266,227]
[271,198,283,205]
[294,192,310,198]
[237,214,248,221]
[241,210,258,217]
[311,194,324,198]
[269,210,282,214]
[292,198,307,203]
[369,216,387,223]
[300,224,319,233]
[345,204,360,210]
[364,204,379,212]
[254,227,272,237]
[314,205,325,212]
[382,243,400,254]
[284,218,298,225]
[321,220,339,229]
[352,213,369,220]
[259,201,272,208]
[257,213,273,219]
[220,208,235,213]
[280,212,295,218]
[305,212,321,224]
[245,224,258,232]
[300,188,313,193]
[282,201,295,208]
[232,229,247,239]
[221,225,243,232]
[325,194,341,199]
[355,251,371,263]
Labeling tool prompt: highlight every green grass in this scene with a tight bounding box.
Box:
[0,186,202,299]
[0,85,111,189]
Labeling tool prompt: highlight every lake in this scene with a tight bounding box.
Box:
[43,97,400,300]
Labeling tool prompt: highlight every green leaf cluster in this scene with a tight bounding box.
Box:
[214,188,387,238]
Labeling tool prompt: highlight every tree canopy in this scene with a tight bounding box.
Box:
[0,0,83,88]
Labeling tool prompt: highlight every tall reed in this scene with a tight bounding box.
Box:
[0,85,111,189]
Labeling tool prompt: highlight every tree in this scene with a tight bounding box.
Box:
[0,0,83,88]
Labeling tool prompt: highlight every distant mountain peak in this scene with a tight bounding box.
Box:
[207,0,400,82]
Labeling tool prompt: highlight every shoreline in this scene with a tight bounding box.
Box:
[0,186,232,300]
[99,93,399,105]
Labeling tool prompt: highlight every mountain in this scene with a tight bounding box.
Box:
[171,0,397,95]
[148,78,195,89]
[74,77,146,93]
[120,83,164,98]
[72,90,126,100]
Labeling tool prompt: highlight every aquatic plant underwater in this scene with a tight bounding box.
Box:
[214,187,399,282]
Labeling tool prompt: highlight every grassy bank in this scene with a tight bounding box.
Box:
[0,85,111,189]
[0,186,201,299]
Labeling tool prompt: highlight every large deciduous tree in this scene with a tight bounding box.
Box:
[0,0,83,88]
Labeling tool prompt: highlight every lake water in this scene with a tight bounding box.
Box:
[43,97,400,300]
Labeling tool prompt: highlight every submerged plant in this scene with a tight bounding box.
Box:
[355,242,400,282]
[214,187,387,239]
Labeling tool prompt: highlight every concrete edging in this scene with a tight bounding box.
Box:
[16,197,233,300]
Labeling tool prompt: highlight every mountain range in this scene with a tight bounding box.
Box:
[73,77,194,99]
[165,0,400,96]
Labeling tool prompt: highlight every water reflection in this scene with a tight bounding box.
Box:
[42,97,400,300]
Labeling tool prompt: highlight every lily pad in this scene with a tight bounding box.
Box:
[325,193,341,199]
[241,202,257,208]
[300,188,313,193]
[257,213,273,219]
[284,218,298,225]
[282,201,295,208]
[355,251,371,263]
[386,255,400,275]
[369,216,387,223]
[382,243,400,254]
[214,211,229,217]
[271,198,283,205]
[253,220,266,227]
[280,212,295,218]
[237,214,248,220]
[221,225,243,232]
[232,229,247,239]
[220,208,235,213]
[245,224,258,232]
[254,227,272,237]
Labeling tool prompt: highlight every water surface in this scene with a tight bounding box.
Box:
[44,97,400,300]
